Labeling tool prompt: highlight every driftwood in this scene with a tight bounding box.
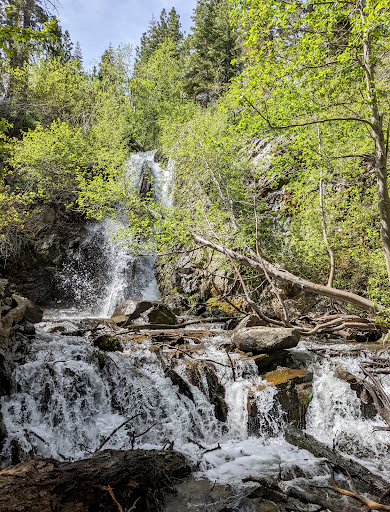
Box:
[310,484,390,510]
[193,234,376,312]
[128,316,243,331]
[243,476,347,512]
[284,425,390,494]
[0,449,190,512]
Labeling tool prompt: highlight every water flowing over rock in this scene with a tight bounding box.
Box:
[56,151,173,319]
[233,327,300,353]
[2,151,390,510]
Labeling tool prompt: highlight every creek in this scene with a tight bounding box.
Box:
[2,153,390,511]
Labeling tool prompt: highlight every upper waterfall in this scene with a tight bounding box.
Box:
[54,151,173,319]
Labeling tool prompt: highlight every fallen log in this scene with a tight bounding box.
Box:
[243,476,346,512]
[193,234,377,312]
[128,316,243,331]
[0,449,190,512]
[310,484,390,510]
[284,425,390,494]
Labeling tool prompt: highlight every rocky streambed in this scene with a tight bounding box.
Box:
[1,289,390,511]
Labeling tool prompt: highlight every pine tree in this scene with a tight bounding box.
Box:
[60,30,73,62]
[184,0,241,104]
[73,41,83,67]
[136,7,183,65]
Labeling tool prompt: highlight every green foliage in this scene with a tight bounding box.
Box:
[136,7,183,65]
[184,0,241,102]
[10,120,89,200]
[127,39,187,149]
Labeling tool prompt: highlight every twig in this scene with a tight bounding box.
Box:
[130,423,157,449]
[104,485,124,512]
[98,414,142,451]
[128,496,141,511]
[187,437,206,450]
[202,443,221,455]
[226,350,236,381]
[164,344,230,368]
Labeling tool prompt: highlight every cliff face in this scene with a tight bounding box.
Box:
[1,205,85,307]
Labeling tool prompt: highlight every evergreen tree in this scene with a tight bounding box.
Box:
[184,0,241,103]
[60,29,73,63]
[73,41,83,67]
[136,7,183,64]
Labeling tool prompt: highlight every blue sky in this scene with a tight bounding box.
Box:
[57,0,197,69]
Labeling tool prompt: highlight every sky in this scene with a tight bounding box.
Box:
[57,0,197,69]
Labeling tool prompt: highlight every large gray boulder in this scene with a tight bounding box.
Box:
[233,327,300,353]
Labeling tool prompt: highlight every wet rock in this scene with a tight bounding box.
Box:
[183,362,228,422]
[11,295,43,324]
[143,304,177,325]
[263,367,312,429]
[247,367,312,434]
[93,334,123,352]
[254,350,293,373]
[204,364,228,422]
[165,369,194,402]
[49,325,66,333]
[140,161,153,197]
[113,301,177,325]
[113,299,153,319]
[233,327,300,353]
[224,317,241,330]
[18,322,35,337]
[1,295,42,331]
[0,449,190,512]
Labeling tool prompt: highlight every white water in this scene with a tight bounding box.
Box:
[1,324,328,486]
[55,151,172,319]
[2,152,390,498]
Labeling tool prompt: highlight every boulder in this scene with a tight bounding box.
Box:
[11,295,43,324]
[1,295,42,332]
[235,314,268,330]
[93,335,123,352]
[113,299,153,319]
[144,304,177,325]
[233,327,300,353]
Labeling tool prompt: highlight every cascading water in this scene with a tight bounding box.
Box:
[3,151,390,509]
[54,151,171,319]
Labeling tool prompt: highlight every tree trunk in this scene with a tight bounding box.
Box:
[362,28,390,282]
[193,234,376,312]
[0,449,190,512]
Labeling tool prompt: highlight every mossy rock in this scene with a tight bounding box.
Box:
[205,297,243,317]
[90,351,108,369]
[146,304,177,325]
[93,335,123,352]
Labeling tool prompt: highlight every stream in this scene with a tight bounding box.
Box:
[2,152,390,511]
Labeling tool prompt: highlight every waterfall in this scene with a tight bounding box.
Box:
[54,151,172,319]
[2,151,390,504]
